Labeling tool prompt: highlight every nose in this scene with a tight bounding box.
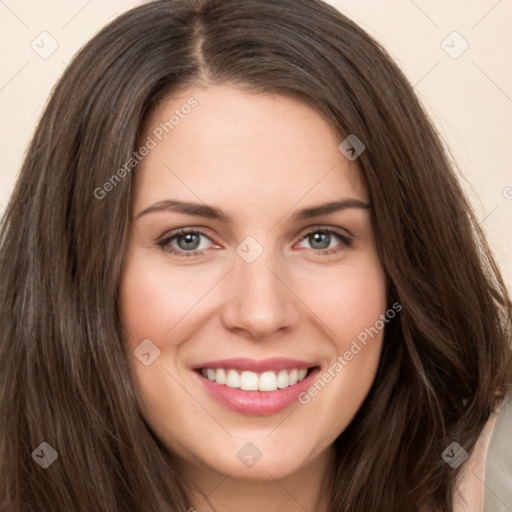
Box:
[220,246,301,340]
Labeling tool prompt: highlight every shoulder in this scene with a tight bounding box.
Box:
[453,392,512,512]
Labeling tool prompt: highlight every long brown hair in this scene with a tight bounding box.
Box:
[1,0,511,510]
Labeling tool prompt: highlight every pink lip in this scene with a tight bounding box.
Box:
[191,357,315,373]
[192,363,321,416]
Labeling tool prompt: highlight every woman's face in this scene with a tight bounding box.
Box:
[119,83,387,480]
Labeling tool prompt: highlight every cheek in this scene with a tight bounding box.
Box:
[118,258,205,448]
[118,257,220,345]
[297,255,387,345]
[292,253,387,420]
[337,273,387,344]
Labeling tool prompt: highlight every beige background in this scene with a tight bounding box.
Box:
[1,0,511,289]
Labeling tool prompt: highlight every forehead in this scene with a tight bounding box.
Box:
[133,83,368,212]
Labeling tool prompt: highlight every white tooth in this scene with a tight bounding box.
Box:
[276,369,291,388]
[259,371,278,391]
[205,367,306,390]
[215,368,226,385]
[297,368,308,381]
[240,371,259,390]
[225,369,241,388]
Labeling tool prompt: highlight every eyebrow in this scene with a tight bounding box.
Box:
[135,198,371,222]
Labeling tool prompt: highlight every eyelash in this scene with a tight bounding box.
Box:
[157,227,352,258]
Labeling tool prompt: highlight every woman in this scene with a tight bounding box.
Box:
[1,0,511,511]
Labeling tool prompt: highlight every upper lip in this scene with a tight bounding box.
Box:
[191,357,318,373]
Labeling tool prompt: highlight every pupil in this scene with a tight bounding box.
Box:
[178,233,200,250]
[310,232,330,249]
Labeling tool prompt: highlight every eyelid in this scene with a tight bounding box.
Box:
[157,227,216,257]
[295,223,352,241]
[294,225,352,252]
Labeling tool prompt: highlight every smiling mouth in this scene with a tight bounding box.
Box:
[197,367,317,392]
[193,361,322,415]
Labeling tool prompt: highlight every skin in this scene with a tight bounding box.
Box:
[119,83,387,512]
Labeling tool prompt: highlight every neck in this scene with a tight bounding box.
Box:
[182,446,335,512]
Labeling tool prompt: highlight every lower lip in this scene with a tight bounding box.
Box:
[194,367,320,416]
